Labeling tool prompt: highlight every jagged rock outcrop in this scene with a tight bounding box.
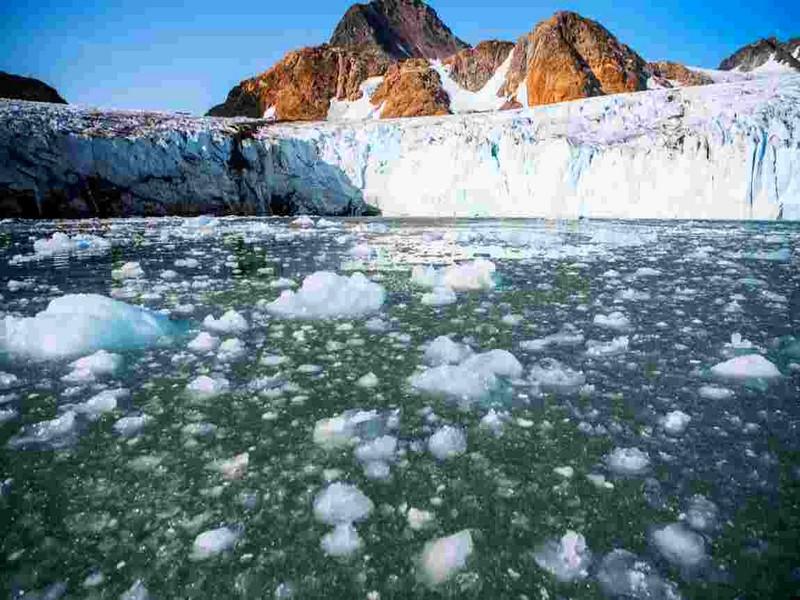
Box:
[648,61,713,87]
[208,45,390,120]
[0,72,66,104]
[442,41,514,92]
[501,11,648,107]
[719,37,800,73]
[330,0,468,60]
[370,59,450,118]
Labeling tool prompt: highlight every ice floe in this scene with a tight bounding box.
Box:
[650,523,708,570]
[186,375,230,399]
[606,447,651,476]
[428,426,467,460]
[597,550,682,599]
[0,294,179,360]
[191,525,242,560]
[203,310,248,334]
[7,411,78,450]
[529,358,586,393]
[313,482,373,525]
[320,523,363,557]
[660,410,691,435]
[710,354,781,380]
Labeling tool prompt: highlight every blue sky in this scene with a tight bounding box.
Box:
[1,0,797,114]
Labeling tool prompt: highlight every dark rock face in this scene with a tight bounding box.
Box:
[443,41,514,92]
[0,71,67,104]
[501,11,648,107]
[718,37,800,72]
[330,0,468,60]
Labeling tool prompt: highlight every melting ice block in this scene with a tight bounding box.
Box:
[0,294,180,360]
[266,272,385,320]
[313,482,373,525]
[191,526,242,560]
[419,530,474,585]
[710,354,781,380]
[534,531,591,582]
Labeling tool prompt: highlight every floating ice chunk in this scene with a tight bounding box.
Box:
[174,257,200,268]
[586,473,614,490]
[33,232,110,257]
[479,409,509,436]
[684,495,719,532]
[203,310,248,334]
[290,216,315,228]
[260,353,288,367]
[64,350,122,382]
[356,372,379,389]
[191,526,242,560]
[0,294,179,360]
[354,435,397,463]
[530,358,586,393]
[424,336,473,366]
[186,375,230,399]
[651,523,707,569]
[313,409,384,448]
[0,372,19,390]
[112,262,145,280]
[218,338,246,362]
[119,580,151,600]
[442,260,496,291]
[419,530,473,585]
[428,426,467,460]
[593,311,631,331]
[534,531,591,582]
[597,550,681,600]
[321,523,362,557]
[411,349,522,402]
[586,336,629,357]
[660,411,691,435]
[269,277,297,289]
[364,317,389,332]
[313,482,373,525]
[615,288,651,301]
[407,507,434,530]
[606,447,651,476]
[266,272,385,320]
[0,407,18,424]
[363,460,391,480]
[520,325,585,352]
[421,286,457,306]
[698,385,734,400]
[410,265,439,288]
[74,388,129,418]
[710,355,780,380]
[554,466,574,479]
[217,452,249,480]
[188,332,220,353]
[113,414,152,437]
[634,267,661,277]
[7,411,77,450]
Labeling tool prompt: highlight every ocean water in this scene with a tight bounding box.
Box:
[0,216,798,599]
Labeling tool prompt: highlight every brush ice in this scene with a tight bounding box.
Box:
[710,354,781,379]
[186,375,230,399]
[593,312,631,331]
[120,580,149,600]
[354,435,397,463]
[428,426,467,460]
[411,260,495,292]
[314,483,373,525]
[407,507,434,530]
[685,495,719,532]
[421,286,457,306]
[217,338,246,362]
[423,336,473,366]
[419,530,473,585]
[597,550,681,600]
[651,523,707,569]
[321,523,363,557]
[266,272,385,320]
[606,447,651,476]
[191,526,241,560]
[7,410,77,450]
[313,409,390,448]
[529,358,586,393]
[32,232,110,257]
[520,325,585,352]
[112,261,144,280]
[698,385,735,400]
[113,414,152,437]
[0,372,19,390]
[73,388,129,418]
[203,310,248,334]
[0,294,179,360]
[65,350,122,382]
[586,336,630,357]
[188,332,220,353]
[534,531,591,582]
[410,349,522,403]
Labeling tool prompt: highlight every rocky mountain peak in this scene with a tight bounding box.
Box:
[718,37,800,72]
[330,0,469,60]
[0,71,67,104]
[501,11,647,107]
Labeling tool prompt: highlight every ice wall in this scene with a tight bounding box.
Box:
[268,76,800,220]
[1,75,798,219]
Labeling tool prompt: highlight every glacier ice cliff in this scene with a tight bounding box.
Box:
[1,75,799,219]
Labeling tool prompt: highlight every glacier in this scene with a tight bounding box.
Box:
[1,75,799,219]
